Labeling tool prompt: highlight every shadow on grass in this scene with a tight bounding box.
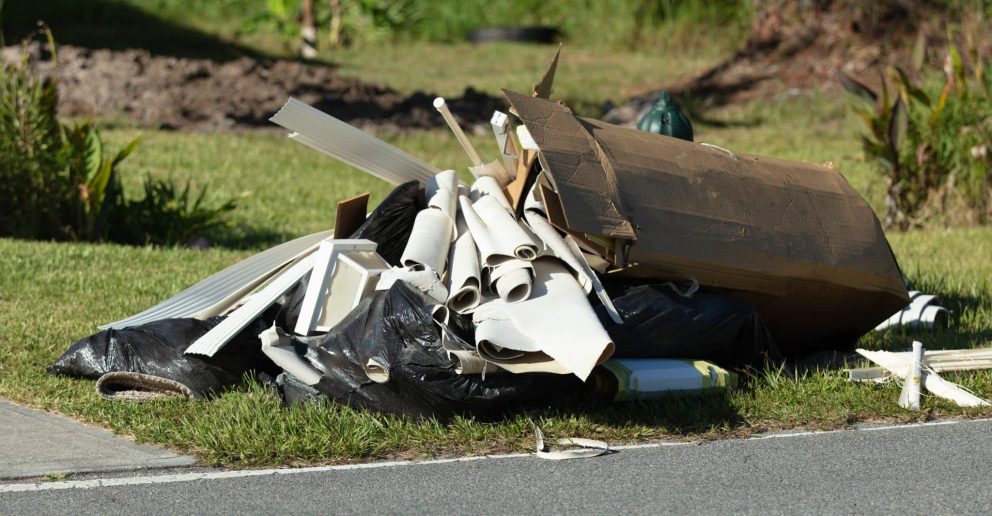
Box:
[2,0,267,62]
[514,390,744,436]
[856,277,991,353]
[208,225,294,251]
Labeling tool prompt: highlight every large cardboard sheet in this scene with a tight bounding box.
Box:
[504,90,910,355]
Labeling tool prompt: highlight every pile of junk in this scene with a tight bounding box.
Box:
[52,52,959,420]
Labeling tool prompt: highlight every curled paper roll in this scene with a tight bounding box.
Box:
[461,195,537,265]
[489,259,534,303]
[364,357,390,383]
[459,195,506,267]
[376,267,449,304]
[427,170,459,241]
[401,209,453,273]
[469,176,513,210]
[259,325,323,386]
[448,349,505,375]
[523,193,622,323]
[468,162,514,189]
[446,230,482,313]
[474,196,537,261]
[472,259,614,380]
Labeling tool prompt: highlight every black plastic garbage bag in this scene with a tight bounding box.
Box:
[48,317,279,398]
[595,281,783,368]
[281,281,583,419]
[347,180,425,266]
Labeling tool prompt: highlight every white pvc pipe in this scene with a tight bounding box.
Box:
[434,97,483,166]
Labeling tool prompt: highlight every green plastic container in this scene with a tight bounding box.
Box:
[636,91,694,142]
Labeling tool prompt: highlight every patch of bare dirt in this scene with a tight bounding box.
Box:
[604,0,962,125]
[5,43,502,131]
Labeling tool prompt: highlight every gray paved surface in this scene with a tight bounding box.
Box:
[3,418,992,514]
[0,398,194,480]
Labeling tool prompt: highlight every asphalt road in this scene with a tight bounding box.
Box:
[3,419,992,514]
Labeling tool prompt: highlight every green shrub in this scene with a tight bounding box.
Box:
[121,177,238,246]
[0,37,66,239]
[0,30,238,245]
[842,31,992,229]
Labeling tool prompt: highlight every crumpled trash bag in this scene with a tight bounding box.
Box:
[594,281,783,368]
[48,316,279,398]
[275,281,583,419]
[347,180,425,266]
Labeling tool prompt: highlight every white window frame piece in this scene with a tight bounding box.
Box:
[293,239,380,336]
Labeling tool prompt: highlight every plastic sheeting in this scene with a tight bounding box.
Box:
[347,181,426,266]
[49,317,279,398]
[274,281,583,419]
[597,281,783,368]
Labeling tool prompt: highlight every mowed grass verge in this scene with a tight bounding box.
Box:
[2,94,991,467]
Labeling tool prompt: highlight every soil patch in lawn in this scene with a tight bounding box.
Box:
[5,43,502,131]
[604,0,981,125]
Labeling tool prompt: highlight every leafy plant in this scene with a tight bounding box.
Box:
[62,122,139,241]
[0,31,65,238]
[0,28,240,246]
[842,28,992,228]
[122,177,238,246]
[239,0,302,53]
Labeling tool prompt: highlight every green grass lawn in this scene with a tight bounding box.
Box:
[2,87,991,466]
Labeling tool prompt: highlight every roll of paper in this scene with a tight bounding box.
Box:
[471,195,537,261]
[400,209,453,273]
[472,259,614,380]
[489,259,534,303]
[446,230,482,313]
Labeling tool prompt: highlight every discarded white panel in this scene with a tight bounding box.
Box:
[270,98,439,185]
[100,230,332,330]
[294,239,384,336]
[857,347,991,408]
[185,253,318,356]
[516,124,538,151]
[491,110,519,176]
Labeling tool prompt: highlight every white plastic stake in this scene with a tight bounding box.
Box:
[434,97,482,166]
[898,340,924,410]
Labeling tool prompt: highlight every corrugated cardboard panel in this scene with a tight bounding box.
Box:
[505,90,909,354]
[503,90,636,239]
